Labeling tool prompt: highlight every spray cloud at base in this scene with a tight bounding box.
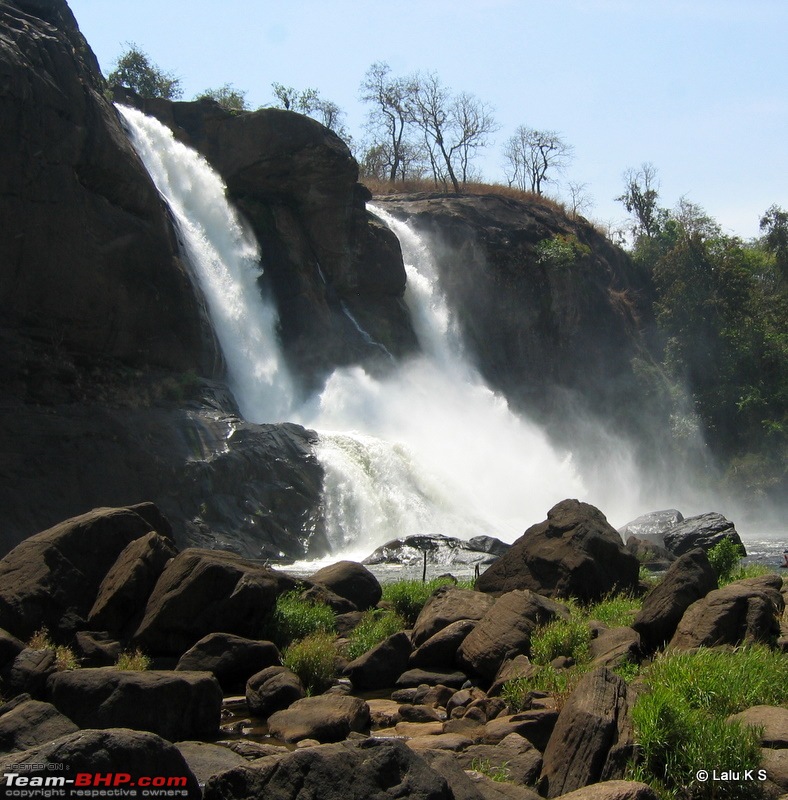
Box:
[118,106,739,560]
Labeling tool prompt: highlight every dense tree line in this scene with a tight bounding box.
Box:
[619,166,787,502]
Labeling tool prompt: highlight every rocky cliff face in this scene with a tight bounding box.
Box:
[377,194,666,448]
[113,89,418,388]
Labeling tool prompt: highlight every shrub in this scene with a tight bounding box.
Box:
[27,627,79,671]
[381,577,461,626]
[269,590,336,648]
[282,631,338,695]
[114,649,151,671]
[345,609,407,661]
[707,537,746,584]
[631,646,787,800]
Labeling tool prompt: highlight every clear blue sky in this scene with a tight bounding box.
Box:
[68,0,786,239]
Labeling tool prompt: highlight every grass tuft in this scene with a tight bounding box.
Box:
[269,590,336,648]
[380,577,470,626]
[344,609,407,661]
[281,631,338,696]
[114,648,151,671]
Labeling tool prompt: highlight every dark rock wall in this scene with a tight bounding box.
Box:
[0,0,214,372]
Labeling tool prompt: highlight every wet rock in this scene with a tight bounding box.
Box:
[476,500,639,603]
[363,534,507,568]
[617,510,684,547]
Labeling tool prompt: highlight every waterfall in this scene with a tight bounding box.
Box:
[119,106,591,559]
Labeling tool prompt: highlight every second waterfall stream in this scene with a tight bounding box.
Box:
[117,104,630,559]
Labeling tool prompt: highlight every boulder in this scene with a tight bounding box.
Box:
[266,695,370,744]
[624,537,675,571]
[412,587,495,646]
[456,733,543,786]
[88,531,178,633]
[0,505,169,640]
[483,710,559,752]
[476,500,639,602]
[343,631,412,691]
[588,627,641,670]
[539,668,632,797]
[202,738,452,800]
[307,561,381,611]
[72,631,122,667]
[726,706,788,748]
[175,633,280,692]
[458,590,568,680]
[761,748,788,794]
[246,666,305,717]
[419,749,530,800]
[133,548,295,655]
[363,534,505,568]
[410,619,477,669]
[0,728,200,797]
[662,512,746,556]
[0,648,58,699]
[554,781,659,800]
[174,740,248,787]
[0,629,24,669]
[396,669,469,689]
[632,548,717,651]
[300,584,357,614]
[669,574,784,650]
[46,668,222,741]
[0,695,78,755]
[617,510,684,546]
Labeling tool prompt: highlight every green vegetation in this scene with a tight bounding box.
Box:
[281,631,338,695]
[108,43,182,99]
[469,758,511,782]
[501,665,582,713]
[114,648,151,671]
[380,577,470,626]
[631,646,788,800]
[586,591,642,627]
[268,590,336,649]
[707,537,747,584]
[344,609,407,661]
[535,233,592,269]
[195,83,248,113]
[529,610,591,666]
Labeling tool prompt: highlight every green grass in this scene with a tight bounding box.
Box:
[344,609,407,661]
[281,631,338,695]
[268,590,336,648]
[630,646,788,800]
[500,665,584,712]
[114,648,151,671]
[470,758,511,782]
[707,538,748,585]
[529,609,591,666]
[585,591,642,627]
[380,577,472,626]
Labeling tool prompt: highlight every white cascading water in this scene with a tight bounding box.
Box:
[119,106,633,560]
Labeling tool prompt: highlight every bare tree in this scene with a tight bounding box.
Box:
[566,181,594,219]
[502,126,573,195]
[616,162,661,238]
[450,91,498,185]
[360,62,414,183]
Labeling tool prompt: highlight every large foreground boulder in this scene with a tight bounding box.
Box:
[458,590,568,680]
[0,695,78,755]
[0,504,170,640]
[632,548,717,651]
[133,548,296,655]
[46,669,222,741]
[662,512,745,556]
[539,668,633,797]
[0,728,200,798]
[669,574,784,650]
[476,500,639,602]
[202,738,452,800]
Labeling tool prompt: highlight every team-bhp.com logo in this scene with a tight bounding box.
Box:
[3,771,190,798]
